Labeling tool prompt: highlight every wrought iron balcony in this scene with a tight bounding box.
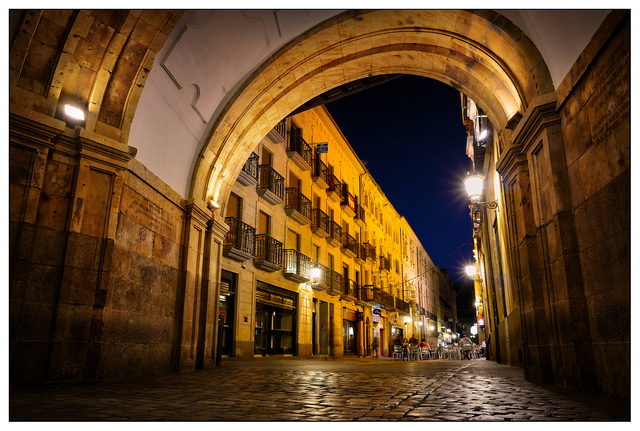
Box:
[340,189,356,217]
[379,255,391,272]
[355,244,367,265]
[287,127,312,171]
[326,174,341,202]
[312,156,329,189]
[341,232,357,258]
[237,152,259,186]
[373,287,395,309]
[342,278,358,299]
[285,188,311,224]
[354,203,366,227]
[266,119,286,144]
[360,285,375,302]
[223,217,255,262]
[283,249,310,283]
[326,220,342,248]
[326,269,343,296]
[310,208,330,238]
[395,297,411,314]
[256,164,284,205]
[363,243,376,261]
[253,234,283,272]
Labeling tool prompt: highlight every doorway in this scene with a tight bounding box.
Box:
[254,283,297,356]
[219,270,237,356]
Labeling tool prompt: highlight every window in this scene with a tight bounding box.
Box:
[313,244,321,264]
[289,171,300,189]
[258,210,270,235]
[262,147,272,166]
[227,193,241,219]
[287,229,300,251]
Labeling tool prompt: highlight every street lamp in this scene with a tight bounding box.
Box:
[463,174,498,210]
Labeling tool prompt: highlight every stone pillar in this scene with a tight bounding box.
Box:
[172,198,210,372]
[196,214,228,370]
[9,107,135,383]
[497,93,596,389]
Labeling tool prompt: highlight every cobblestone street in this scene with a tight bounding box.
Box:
[9,357,630,421]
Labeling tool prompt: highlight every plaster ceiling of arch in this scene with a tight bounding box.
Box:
[127,9,609,199]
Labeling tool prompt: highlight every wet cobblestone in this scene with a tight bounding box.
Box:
[9,357,630,421]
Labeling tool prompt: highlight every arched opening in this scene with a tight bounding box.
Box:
[192,10,552,217]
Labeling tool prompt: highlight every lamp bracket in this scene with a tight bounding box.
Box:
[474,200,499,211]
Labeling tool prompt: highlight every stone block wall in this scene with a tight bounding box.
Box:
[557,13,630,396]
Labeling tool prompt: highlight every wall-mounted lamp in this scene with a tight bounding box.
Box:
[418,320,423,327]
[474,114,488,146]
[208,200,220,211]
[309,264,321,285]
[64,104,85,121]
[463,174,498,210]
[404,317,412,324]
[465,265,477,278]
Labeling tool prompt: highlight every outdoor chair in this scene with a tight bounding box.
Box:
[393,345,403,361]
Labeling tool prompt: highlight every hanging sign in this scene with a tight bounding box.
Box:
[316,142,328,154]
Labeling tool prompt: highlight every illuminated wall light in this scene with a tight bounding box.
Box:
[209,200,220,209]
[465,265,477,278]
[64,104,85,120]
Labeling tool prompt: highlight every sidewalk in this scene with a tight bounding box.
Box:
[9,357,631,421]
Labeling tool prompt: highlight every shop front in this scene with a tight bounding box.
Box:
[371,307,385,357]
[254,282,297,356]
[343,308,358,355]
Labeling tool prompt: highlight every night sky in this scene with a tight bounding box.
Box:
[325,75,476,307]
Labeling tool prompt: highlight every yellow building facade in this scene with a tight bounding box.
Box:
[219,105,450,359]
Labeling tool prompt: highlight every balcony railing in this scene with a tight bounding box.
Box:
[224,217,255,261]
[373,287,395,309]
[287,128,312,170]
[341,232,357,257]
[379,256,391,272]
[310,208,330,237]
[360,285,375,302]
[395,297,411,314]
[326,220,342,247]
[340,189,356,217]
[327,270,343,296]
[283,249,311,283]
[355,244,367,264]
[285,187,311,224]
[343,278,358,298]
[312,156,329,188]
[363,243,376,261]
[237,152,259,186]
[253,234,283,272]
[266,119,287,143]
[354,203,366,226]
[326,174,342,202]
[257,164,284,205]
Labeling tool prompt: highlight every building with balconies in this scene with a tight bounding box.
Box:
[218,104,453,360]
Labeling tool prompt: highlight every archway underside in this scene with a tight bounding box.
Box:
[196,10,552,213]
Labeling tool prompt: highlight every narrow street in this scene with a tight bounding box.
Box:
[10,358,630,421]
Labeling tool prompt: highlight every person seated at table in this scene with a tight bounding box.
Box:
[460,333,473,360]
[409,335,418,346]
[402,338,409,361]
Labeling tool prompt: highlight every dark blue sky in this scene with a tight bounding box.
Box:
[325,75,475,295]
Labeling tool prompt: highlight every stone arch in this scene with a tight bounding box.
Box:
[191,9,553,218]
